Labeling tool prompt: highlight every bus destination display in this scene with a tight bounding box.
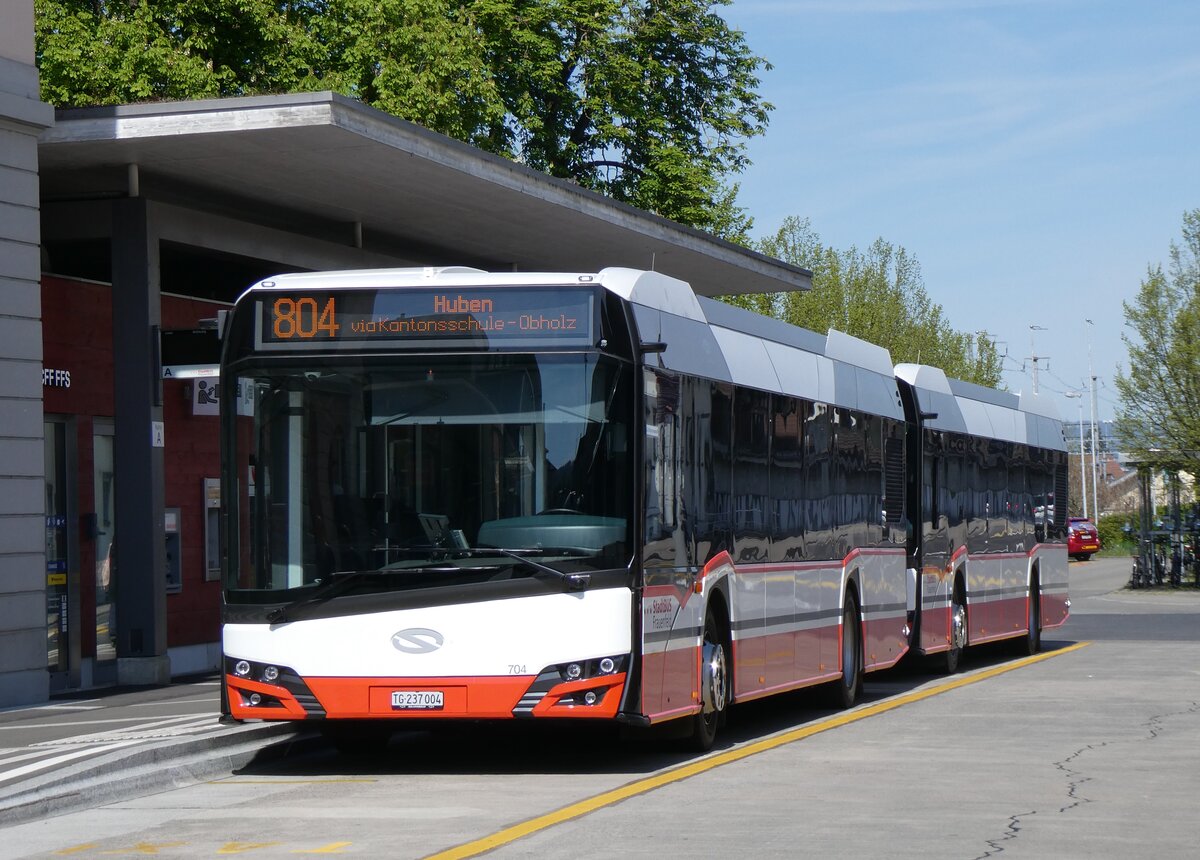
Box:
[255,287,595,350]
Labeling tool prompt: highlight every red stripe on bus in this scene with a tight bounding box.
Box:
[228,673,628,721]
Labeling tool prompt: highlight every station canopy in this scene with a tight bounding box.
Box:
[38,92,811,298]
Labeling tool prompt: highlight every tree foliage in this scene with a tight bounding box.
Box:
[34,0,769,234]
[729,216,1003,387]
[35,1,319,104]
[470,1,770,234]
[307,1,509,148]
[1064,453,1135,519]
[1115,208,1200,471]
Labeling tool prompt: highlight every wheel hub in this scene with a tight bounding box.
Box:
[951,602,967,650]
[700,640,727,715]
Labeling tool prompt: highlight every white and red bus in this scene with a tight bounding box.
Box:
[219,267,1068,749]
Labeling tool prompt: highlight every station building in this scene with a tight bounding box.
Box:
[0,3,810,706]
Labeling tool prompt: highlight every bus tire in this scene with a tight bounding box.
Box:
[690,605,729,751]
[943,577,967,674]
[1016,575,1041,656]
[830,593,863,709]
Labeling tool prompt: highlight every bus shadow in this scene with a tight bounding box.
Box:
[233,640,1083,779]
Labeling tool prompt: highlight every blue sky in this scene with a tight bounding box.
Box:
[722,0,1200,423]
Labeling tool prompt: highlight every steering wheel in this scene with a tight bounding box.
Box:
[538,490,583,515]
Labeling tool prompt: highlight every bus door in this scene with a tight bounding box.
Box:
[641,371,706,721]
[919,433,952,653]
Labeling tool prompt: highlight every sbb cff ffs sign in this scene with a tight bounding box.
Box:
[43,368,71,388]
[255,288,594,351]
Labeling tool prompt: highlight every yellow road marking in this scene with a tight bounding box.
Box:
[218,843,283,855]
[424,642,1092,860]
[291,843,353,854]
[101,843,188,855]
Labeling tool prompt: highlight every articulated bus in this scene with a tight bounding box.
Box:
[219,267,1069,749]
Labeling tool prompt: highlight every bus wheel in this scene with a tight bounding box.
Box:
[944,581,967,674]
[830,594,863,709]
[1016,577,1041,656]
[690,607,729,751]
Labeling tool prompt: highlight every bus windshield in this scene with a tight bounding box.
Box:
[225,353,634,598]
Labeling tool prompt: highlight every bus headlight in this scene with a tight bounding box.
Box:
[554,655,626,682]
[234,660,251,677]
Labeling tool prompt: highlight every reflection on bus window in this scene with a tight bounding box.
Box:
[228,354,633,593]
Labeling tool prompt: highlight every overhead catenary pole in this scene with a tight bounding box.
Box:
[1066,391,1087,517]
[1086,319,1100,518]
[1029,324,1049,395]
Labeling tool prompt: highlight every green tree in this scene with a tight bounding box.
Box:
[306,1,509,149]
[737,216,1003,387]
[1114,208,1200,472]
[472,1,770,233]
[34,1,321,104]
[34,0,769,233]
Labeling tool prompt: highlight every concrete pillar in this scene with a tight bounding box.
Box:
[0,0,54,707]
[111,197,170,686]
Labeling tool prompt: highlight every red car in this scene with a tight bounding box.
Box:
[1067,517,1101,560]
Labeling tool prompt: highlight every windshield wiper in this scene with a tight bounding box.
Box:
[460,547,591,591]
[263,548,590,623]
[265,570,389,624]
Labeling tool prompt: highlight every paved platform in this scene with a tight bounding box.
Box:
[0,677,300,825]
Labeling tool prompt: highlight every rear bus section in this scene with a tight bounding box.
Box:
[895,364,1069,668]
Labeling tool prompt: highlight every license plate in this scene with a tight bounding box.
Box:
[391,690,444,710]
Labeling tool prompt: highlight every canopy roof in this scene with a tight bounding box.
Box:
[39,92,811,297]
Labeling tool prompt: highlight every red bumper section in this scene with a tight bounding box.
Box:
[225,656,628,722]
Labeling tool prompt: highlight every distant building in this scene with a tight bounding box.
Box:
[0,0,55,708]
[1062,419,1117,455]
